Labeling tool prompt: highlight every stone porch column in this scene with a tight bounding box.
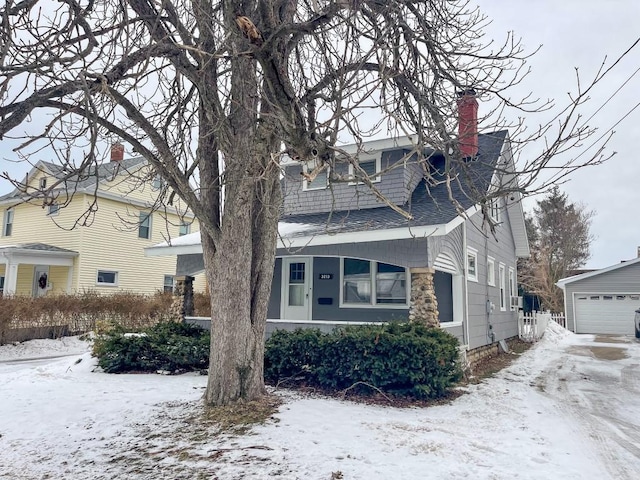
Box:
[170,275,195,322]
[408,267,439,327]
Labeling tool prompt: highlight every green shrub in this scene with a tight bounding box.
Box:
[264,323,462,399]
[93,321,210,373]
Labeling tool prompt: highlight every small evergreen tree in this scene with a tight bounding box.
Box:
[519,187,593,312]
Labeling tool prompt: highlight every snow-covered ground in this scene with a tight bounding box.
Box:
[1,324,639,479]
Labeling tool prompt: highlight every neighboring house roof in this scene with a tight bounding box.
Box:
[0,157,147,204]
[556,257,640,288]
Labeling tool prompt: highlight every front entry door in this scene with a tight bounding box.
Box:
[282,258,312,321]
[33,265,50,297]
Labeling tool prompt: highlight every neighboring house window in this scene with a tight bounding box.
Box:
[487,256,496,286]
[96,270,118,286]
[302,161,329,191]
[39,177,47,189]
[3,209,14,237]
[0,276,4,296]
[348,156,381,184]
[138,212,151,239]
[467,248,478,282]
[151,175,163,191]
[499,263,506,311]
[179,221,191,236]
[342,258,407,306]
[47,203,60,216]
[163,275,174,293]
[489,197,501,223]
[509,267,516,310]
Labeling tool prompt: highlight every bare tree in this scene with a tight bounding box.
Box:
[518,187,594,312]
[0,0,622,405]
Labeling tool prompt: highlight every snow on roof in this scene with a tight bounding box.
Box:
[145,221,314,256]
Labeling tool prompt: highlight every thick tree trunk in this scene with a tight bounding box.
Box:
[203,137,280,406]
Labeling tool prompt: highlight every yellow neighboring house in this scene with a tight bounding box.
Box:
[0,146,202,297]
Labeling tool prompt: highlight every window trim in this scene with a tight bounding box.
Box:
[179,221,191,236]
[302,163,329,191]
[3,208,14,237]
[339,257,409,309]
[163,274,175,293]
[467,248,478,282]
[47,203,60,216]
[489,197,501,223]
[348,155,382,185]
[487,256,496,286]
[138,212,152,239]
[508,267,516,310]
[499,263,506,311]
[96,270,118,286]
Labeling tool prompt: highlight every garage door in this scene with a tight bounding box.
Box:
[574,293,640,335]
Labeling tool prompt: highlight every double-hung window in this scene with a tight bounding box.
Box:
[348,156,381,184]
[138,212,151,239]
[341,258,407,306]
[302,160,329,191]
[487,257,496,286]
[179,221,191,236]
[2,209,14,237]
[509,267,516,310]
[163,275,175,293]
[467,248,478,282]
[499,263,506,311]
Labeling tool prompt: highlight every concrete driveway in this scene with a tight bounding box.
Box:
[534,333,640,479]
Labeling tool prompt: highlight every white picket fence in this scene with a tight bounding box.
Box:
[518,311,566,342]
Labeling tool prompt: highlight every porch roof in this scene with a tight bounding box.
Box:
[0,243,78,266]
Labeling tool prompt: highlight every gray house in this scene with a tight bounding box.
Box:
[147,95,529,353]
[557,255,640,335]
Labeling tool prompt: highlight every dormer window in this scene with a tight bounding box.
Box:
[39,177,47,189]
[348,155,381,185]
[302,162,329,191]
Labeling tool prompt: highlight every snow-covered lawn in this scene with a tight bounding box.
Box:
[1,324,639,479]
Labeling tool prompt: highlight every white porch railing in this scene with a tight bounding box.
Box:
[518,311,565,342]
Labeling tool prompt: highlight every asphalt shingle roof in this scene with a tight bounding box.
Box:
[281,131,507,238]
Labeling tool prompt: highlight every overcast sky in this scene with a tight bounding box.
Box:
[1,1,638,269]
[479,0,640,268]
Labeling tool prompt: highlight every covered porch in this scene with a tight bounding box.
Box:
[0,243,77,296]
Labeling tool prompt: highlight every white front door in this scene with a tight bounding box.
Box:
[282,258,312,321]
[33,265,50,297]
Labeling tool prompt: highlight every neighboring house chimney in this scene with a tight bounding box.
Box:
[111,142,125,163]
[457,89,479,159]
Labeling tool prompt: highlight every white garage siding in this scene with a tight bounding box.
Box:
[573,293,640,335]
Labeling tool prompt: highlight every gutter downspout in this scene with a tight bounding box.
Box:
[462,224,470,348]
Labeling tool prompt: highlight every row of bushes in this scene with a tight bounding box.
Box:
[0,291,212,343]
[93,321,463,400]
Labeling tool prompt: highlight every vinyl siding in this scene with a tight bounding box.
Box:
[465,205,519,349]
[75,196,192,294]
[47,266,70,295]
[562,261,640,331]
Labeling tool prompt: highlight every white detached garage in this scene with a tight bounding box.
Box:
[557,256,640,335]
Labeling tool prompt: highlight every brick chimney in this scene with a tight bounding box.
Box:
[111,142,124,163]
[457,89,479,159]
